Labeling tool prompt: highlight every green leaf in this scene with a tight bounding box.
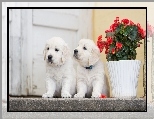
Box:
[116,51,122,58]
[115,27,120,34]
[128,26,138,41]
[128,55,131,59]
[122,56,128,60]
[115,24,123,34]
[109,43,115,51]
[125,40,131,46]
[114,37,118,42]
[122,52,126,56]
[119,30,123,34]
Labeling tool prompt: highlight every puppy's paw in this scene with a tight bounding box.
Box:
[42,93,53,98]
[91,92,101,98]
[61,92,72,98]
[74,93,85,98]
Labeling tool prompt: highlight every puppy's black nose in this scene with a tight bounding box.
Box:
[74,49,78,54]
[48,55,52,60]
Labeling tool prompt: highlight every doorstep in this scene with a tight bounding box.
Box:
[9,97,146,111]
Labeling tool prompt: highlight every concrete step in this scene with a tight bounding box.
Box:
[9,97,146,111]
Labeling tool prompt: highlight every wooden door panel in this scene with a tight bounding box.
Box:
[33,9,79,31]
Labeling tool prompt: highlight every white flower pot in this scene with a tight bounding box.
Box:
[106,60,141,98]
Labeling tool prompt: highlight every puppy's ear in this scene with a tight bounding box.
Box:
[61,44,70,64]
[89,46,100,66]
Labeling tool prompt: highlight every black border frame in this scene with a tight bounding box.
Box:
[7,6,147,112]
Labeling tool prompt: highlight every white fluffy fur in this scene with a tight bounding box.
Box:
[73,39,109,98]
[42,37,76,98]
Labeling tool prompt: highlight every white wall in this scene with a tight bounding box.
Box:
[2,2,7,102]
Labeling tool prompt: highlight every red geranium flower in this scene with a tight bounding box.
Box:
[98,35,102,41]
[116,17,119,21]
[112,48,115,54]
[100,94,107,98]
[130,20,134,25]
[137,44,140,47]
[116,42,123,49]
[105,49,109,54]
[121,19,129,25]
[105,30,109,33]
[97,41,103,53]
[114,17,119,24]
[116,48,119,52]
[110,23,118,31]
[137,23,141,28]
[137,24,146,39]
[105,29,114,33]
[107,37,113,45]
[114,20,117,23]
[141,30,146,39]
[97,35,106,53]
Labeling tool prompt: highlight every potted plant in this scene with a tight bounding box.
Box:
[97,17,146,98]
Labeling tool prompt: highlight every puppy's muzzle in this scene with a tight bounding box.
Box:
[48,55,53,62]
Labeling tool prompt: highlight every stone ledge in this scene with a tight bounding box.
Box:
[9,97,146,111]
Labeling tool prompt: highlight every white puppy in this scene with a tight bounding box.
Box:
[42,37,76,98]
[73,39,109,98]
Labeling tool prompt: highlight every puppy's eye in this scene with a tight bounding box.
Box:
[83,46,87,50]
[47,47,49,50]
[55,48,59,52]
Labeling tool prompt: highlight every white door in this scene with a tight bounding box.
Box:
[9,6,92,96]
[21,9,93,96]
